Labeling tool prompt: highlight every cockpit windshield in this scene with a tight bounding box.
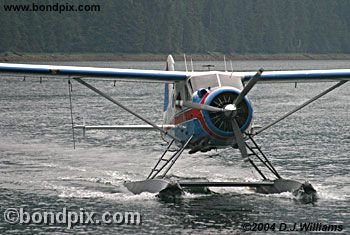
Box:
[189,74,219,91]
[219,74,238,87]
[188,73,242,92]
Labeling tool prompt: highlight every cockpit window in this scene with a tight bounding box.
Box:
[189,74,219,91]
[188,73,243,92]
[219,74,241,87]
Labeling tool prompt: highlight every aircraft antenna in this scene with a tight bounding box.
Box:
[190,58,194,72]
[68,80,76,149]
[183,54,188,72]
[224,55,227,72]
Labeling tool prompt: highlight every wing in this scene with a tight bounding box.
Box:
[236,69,350,83]
[0,63,188,82]
[2,62,350,83]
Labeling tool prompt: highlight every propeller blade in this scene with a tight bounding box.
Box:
[179,100,225,112]
[231,119,248,159]
[234,68,263,106]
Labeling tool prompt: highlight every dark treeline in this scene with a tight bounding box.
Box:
[1,0,350,54]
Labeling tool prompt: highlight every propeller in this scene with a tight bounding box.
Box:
[231,118,248,159]
[234,68,263,107]
[179,68,263,159]
[230,69,263,159]
[178,100,226,113]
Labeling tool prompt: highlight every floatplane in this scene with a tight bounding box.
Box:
[0,55,349,202]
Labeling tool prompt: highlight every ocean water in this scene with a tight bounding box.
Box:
[0,60,349,234]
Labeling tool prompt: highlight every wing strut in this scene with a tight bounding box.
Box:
[255,80,348,135]
[68,80,76,149]
[73,78,181,142]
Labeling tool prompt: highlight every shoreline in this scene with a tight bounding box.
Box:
[1,53,350,62]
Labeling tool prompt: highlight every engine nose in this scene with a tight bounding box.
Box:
[202,87,253,137]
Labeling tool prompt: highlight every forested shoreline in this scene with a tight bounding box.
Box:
[1,0,350,56]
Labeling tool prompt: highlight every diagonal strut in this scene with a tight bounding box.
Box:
[73,77,181,142]
[255,80,348,135]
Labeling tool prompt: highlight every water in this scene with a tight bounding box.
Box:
[0,60,349,234]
